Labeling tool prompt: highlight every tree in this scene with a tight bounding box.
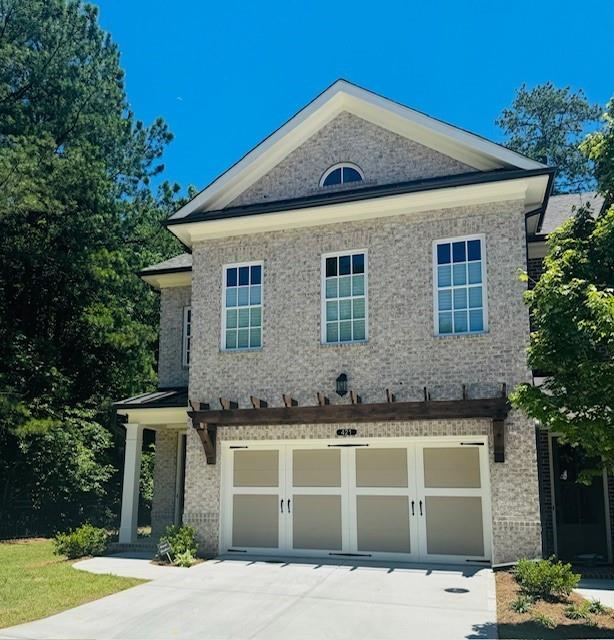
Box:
[0,0,184,534]
[581,99,614,208]
[496,83,601,193]
[512,97,614,473]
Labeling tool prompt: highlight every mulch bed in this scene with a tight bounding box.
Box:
[496,570,614,639]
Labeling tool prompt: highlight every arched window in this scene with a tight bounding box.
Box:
[320,163,364,188]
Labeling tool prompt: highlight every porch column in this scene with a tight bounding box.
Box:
[119,423,144,544]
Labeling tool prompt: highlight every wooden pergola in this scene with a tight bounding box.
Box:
[188,386,509,465]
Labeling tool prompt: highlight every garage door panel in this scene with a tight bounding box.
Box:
[423,447,480,489]
[355,448,408,487]
[293,449,341,487]
[233,450,279,487]
[356,496,411,553]
[232,495,279,548]
[425,496,484,557]
[292,495,342,550]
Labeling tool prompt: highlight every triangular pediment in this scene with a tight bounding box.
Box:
[170,80,545,220]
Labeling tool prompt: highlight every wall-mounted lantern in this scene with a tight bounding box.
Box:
[336,373,348,397]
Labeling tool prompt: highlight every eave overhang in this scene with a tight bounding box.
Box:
[114,388,189,426]
[139,266,192,290]
[166,168,554,247]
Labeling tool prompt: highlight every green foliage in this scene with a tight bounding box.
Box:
[588,599,609,615]
[139,443,155,519]
[565,601,591,620]
[514,558,580,599]
[510,594,535,614]
[0,0,187,535]
[531,612,556,629]
[582,99,614,208]
[158,525,197,561]
[173,549,195,568]
[511,204,614,470]
[53,523,108,559]
[496,82,601,193]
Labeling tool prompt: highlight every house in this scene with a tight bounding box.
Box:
[115,80,556,565]
[526,191,612,564]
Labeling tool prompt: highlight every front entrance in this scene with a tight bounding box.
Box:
[220,437,491,563]
[551,436,610,562]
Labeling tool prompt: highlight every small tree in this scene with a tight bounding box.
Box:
[512,204,614,471]
[497,83,601,193]
[582,99,614,208]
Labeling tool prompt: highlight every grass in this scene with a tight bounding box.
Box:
[0,539,145,629]
[496,569,614,639]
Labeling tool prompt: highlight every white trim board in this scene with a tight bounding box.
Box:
[170,80,545,219]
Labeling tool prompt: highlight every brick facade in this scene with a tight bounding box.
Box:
[229,112,473,208]
[158,286,191,388]
[151,429,179,539]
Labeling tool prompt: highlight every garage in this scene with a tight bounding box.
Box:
[219,437,492,563]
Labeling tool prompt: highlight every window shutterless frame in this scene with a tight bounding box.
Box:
[319,163,364,187]
[432,234,488,336]
[182,306,191,367]
[320,249,368,345]
[221,260,264,351]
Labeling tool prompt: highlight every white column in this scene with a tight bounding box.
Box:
[119,423,144,544]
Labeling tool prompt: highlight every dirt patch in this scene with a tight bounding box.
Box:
[496,570,614,639]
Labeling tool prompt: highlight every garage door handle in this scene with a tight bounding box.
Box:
[287,499,291,513]
[419,500,423,516]
[280,499,284,513]
[411,500,415,516]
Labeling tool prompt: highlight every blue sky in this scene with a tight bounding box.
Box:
[96,0,613,193]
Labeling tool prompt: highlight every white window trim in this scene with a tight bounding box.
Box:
[319,162,364,187]
[182,306,191,367]
[220,260,264,352]
[432,233,488,337]
[320,248,369,345]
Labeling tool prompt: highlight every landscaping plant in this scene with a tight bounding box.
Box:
[173,550,195,568]
[510,594,535,614]
[53,523,109,559]
[514,557,580,600]
[158,524,197,562]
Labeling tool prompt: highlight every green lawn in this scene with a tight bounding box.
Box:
[0,539,145,629]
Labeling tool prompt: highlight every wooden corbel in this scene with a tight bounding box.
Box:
[493,419,505,463]
[194,422,217,465]
[350,390,362,404]
[385,389,396,403]
[317,392,330,406]
[219,397,238,410]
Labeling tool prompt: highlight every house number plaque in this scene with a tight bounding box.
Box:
[336,428,358,437]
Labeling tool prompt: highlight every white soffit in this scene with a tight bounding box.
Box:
[141,271,192,290]
[169,174,550,246]
[170,80,546,220]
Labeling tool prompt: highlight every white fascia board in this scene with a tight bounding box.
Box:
[117,406,188,427]
[168,175,549,247]
[170,80,545,220]
[141,271,192,290]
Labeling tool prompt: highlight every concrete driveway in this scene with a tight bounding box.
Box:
[1,558,497,640]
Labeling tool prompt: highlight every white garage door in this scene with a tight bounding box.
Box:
[220,438,491,564]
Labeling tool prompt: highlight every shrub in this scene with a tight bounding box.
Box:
[158,524,197,562]
[588,599,609,615]
[564,602,590,620]
[514,557,580,599]
[174,550,195,567]
[510,594,535,614]
[53,523,108,559]
[532,612,556,629]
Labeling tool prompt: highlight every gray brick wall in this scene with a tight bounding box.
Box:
[158,286,191,388]
[181,197,542,563]
[151,429,179,540]
[229,111,474,208]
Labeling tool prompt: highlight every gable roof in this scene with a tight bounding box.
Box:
[169,79,546,221]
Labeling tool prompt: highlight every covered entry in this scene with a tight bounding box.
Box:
[220,438,492,563]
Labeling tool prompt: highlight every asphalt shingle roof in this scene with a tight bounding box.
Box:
[141,253,192,274]
[540,192,605,235]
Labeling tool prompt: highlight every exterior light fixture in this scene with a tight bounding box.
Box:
[336,373,348,397]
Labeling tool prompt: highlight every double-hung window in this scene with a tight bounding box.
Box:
[182,306,191,366]
[434,235,486,335]
[222,262,262,350]
[322,250,367,343]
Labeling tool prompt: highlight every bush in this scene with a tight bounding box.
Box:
[174,550,195,567]
[510,594,535,613]
[588,599,608,615]
[564,601,590,620]
[158,524,197,562]
[53,523,108,559]
[514,557,580,599]
[532,612,555,629]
